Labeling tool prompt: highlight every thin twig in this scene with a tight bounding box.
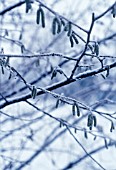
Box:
[66,126,106,170]
[35,0,88,33]
[70,13,95,78]
[0,1,25,15]
[0,53,78,61]
[95,2,116,21]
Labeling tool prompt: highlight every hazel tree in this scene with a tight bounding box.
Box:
[0,0,116,170]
